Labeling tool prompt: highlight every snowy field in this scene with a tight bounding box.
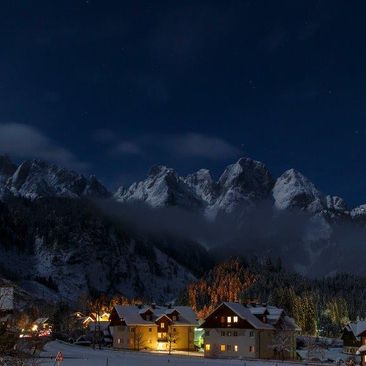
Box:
[40,341,338,366]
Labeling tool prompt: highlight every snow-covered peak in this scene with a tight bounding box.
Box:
[115,165,202,210]
[218,157,274,194]
[273,169,324,212]
[184,169,217,204]
[351,204,366,219]
[207,158,274,216]
[148,165,174,178]
[326,195,348,212]
[7,159,109,200]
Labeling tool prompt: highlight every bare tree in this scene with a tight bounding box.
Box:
[134,328,145,351]
[167,327,178,355]
[303,336,326,362]
[269,331,291,360]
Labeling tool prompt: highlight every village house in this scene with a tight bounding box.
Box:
[342,320,366,354]
[202,302,299,360]
[109,304,198,351]
[356,328,366,366]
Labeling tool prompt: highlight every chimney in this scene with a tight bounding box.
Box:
[151,303,156,310]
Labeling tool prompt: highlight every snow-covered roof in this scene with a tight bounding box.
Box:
[345,321,366,337]
[222,302,274,330]
[113,305,197,326]
[357,345,366,354]
[34,317,49,325]
[203,302,299,331]
[0,287,14,311]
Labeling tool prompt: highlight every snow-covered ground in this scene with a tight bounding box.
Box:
[41,341,339,366]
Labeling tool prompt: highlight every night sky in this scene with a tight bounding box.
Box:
[1,1,366,206]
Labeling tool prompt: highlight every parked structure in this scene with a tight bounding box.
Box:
[202,302,299,360]
[109,304,198,351]
[342,321,366,354]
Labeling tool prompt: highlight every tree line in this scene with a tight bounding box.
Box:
[184,258,364,337]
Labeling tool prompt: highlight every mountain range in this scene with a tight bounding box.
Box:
[0,155,365,304]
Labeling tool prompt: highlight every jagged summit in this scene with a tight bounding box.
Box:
[0,157,110,200]
[117,157,275,216]
[273,168,324,212]
[184,169,217,204]
[115,164,202,209]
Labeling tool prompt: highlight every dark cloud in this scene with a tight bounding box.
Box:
[0,123,88,170]
[97,197,366,276]
[104,132,240,161]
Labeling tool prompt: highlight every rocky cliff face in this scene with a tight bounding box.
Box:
[1,154,366,302]
[4,159,110,200]
[0,157,210,303]
[114,156,366,277]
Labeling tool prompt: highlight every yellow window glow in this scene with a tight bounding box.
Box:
[234,345,238,352]
[221,344,226,352]
[161,322,165,328]
[227,316,232,323]
[205,344,211,351]
[233,316,238,323]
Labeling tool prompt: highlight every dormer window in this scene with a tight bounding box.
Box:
[161,322,165,329]
[227,316,232,323]
[233,316,238,323]
[172,315,177,321]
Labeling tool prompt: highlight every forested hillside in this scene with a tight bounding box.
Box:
[184,258,366,337]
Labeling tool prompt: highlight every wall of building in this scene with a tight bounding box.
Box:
[204,329,297,360]
[174,326,195,351]
[204,328,257,358]
[112,325,195,351]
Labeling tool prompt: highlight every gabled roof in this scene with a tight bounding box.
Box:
[34,317,49,325]
[203,302,299,331]
[222,302,274,330]
[113,305,197,326]
[345,321,366,337]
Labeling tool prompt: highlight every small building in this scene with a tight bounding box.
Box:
[342,321,366,354]
[109,304,197,351]
[202,302,299,360]
[357,329,366,366]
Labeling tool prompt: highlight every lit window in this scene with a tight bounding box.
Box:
[220,344,226,352]
[172,315,177,321]
[117,338,121,344]
[205,344,211,351]
[227,316,232,323]
[233,316,238,323]
[158,332,161,338]
[234,345,238,352]
[161,322,165,329]
[249,346,255,353]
